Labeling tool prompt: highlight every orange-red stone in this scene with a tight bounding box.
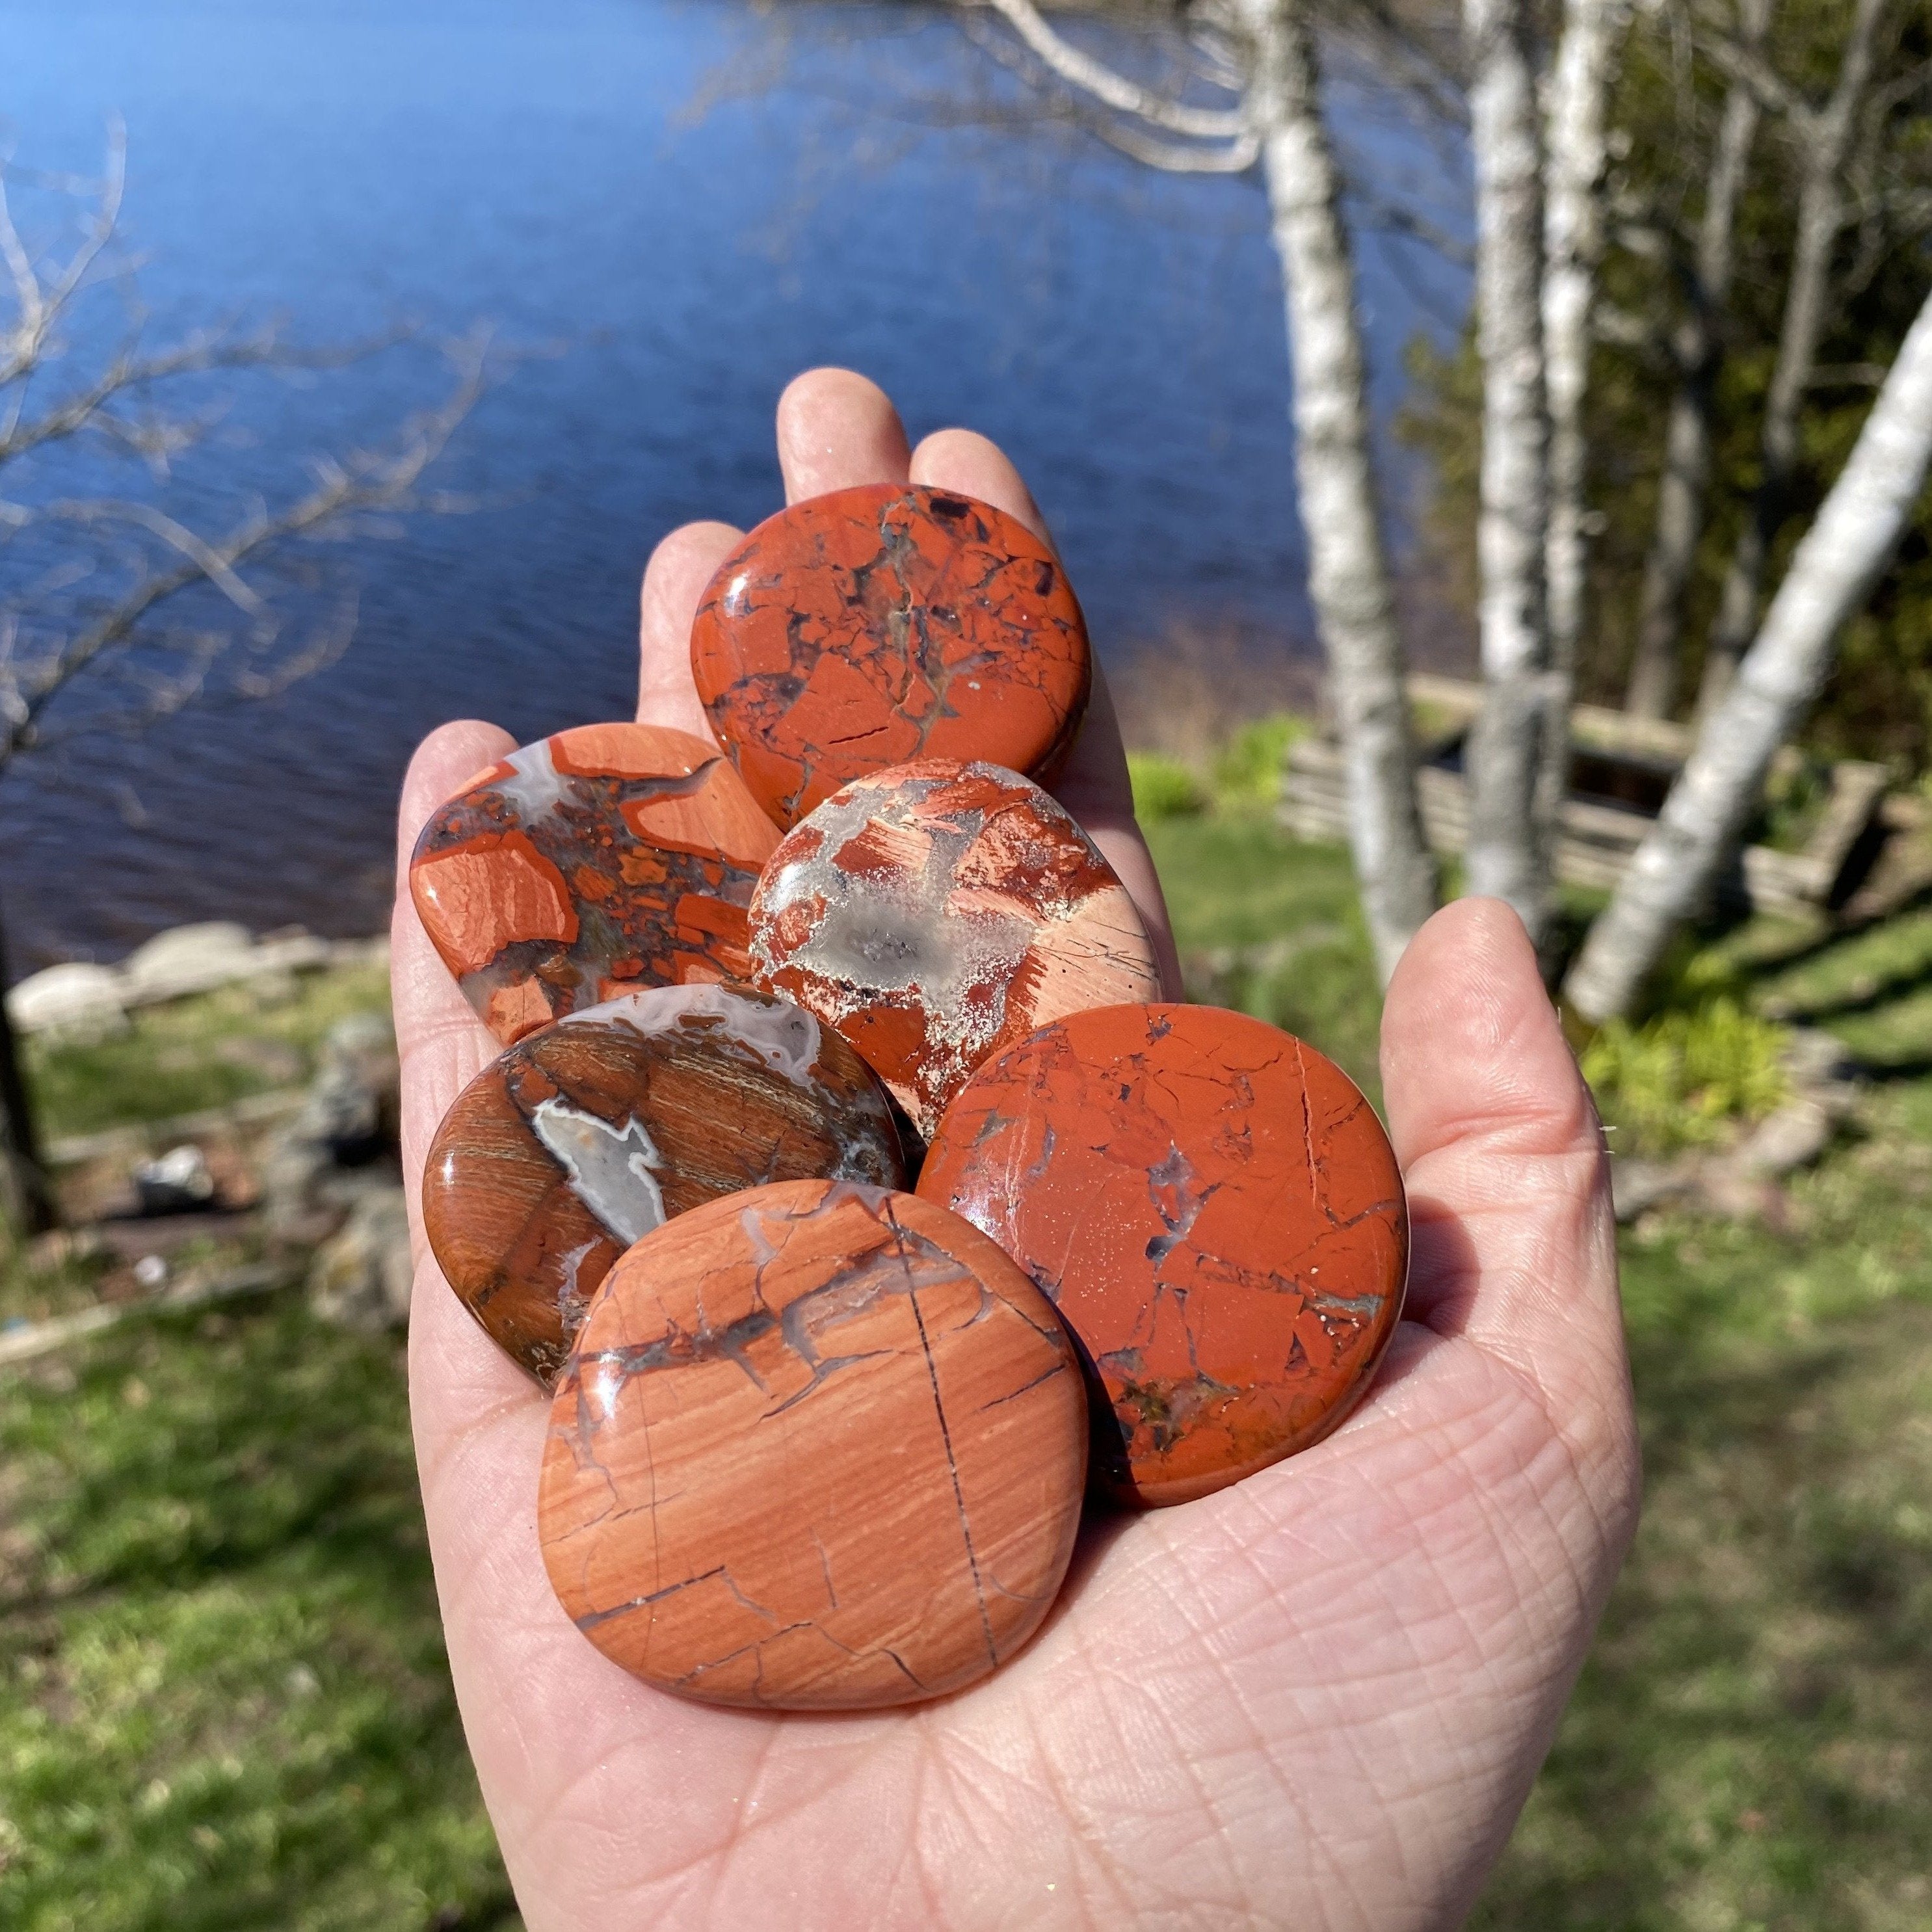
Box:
[689,484,1091,827]
[920,1003,1407,1507]
[538,1178,1086,1709]
[750,759,1161,1138]
[423,985,905,1384]
[410,723,780,1043]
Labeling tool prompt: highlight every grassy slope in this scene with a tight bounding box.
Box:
[3,827,1931,1927]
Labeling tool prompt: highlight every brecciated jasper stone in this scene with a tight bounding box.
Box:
[538,1178,1086,1709]
[689,484,1091,828]
[920,1003,1407,1508]
[423,985,903,1384]
[410,722,779,1044]
[748,759,1161,1139]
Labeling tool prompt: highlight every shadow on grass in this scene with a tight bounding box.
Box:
[1474,1201,1932,1931]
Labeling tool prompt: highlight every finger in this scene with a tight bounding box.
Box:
[910,426,1051,542]
[638,519,739,741]
[1380,897,1624,1414]
[911,426,1182,996]
[776,367,911,501]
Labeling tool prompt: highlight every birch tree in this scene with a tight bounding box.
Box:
[964,0,1438,979]
[1541,0,1628,765]
[1461,0,1555,946]
[1621,0,1773,719]
[0,139,490,1232]
[1567,278,1932,1022]
[1696,0,1894,711]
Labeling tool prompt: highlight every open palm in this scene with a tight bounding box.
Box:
[393,371,1639,1931]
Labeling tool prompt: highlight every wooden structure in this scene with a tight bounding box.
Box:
[1281,674,1890,918]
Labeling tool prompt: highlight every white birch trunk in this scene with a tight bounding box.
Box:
[1623,0,1770,719]
[1541,0,1626,750]
[1463,0,1555,945]
[1567,282,1932,1022]
[1698,0,1888,712]
[1237,0,1437,982]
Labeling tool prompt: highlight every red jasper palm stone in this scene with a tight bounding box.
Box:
[423,985,905,1384]
[750,759,1161,1137]
[689,484,1091,827]
[538,1178,1087,1710]
[920,1003,1408,1507]
[410,722,780,1043]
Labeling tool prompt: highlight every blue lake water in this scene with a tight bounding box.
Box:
[5,0,1464,968]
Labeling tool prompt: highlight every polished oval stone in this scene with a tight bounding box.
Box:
[689,484,1091,827]
[538,1178,1086,1709]
[423,985,905,1384]
[919,1003,1407,1507]
[748,759,1161,1139]
[410,722,780,1043]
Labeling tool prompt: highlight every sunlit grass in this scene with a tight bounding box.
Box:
[24,965,391,1143]
[0,1301,515,1932]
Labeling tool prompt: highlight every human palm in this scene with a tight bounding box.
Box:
[393,371,1639,1931]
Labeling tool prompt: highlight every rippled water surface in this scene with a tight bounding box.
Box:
[6,0,1462,968]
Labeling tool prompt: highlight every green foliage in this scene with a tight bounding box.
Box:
[1209,712,1309,812]
[1126,750,1206,823]
[1582,997,1792,1155]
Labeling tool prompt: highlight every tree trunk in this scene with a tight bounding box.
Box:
[1567,282,1932,1023]
[1697,0,1889,714]
[1539,0,1628,832]
[1462,0,1555,947]
[1623,0,1771,719]
[0,891,58,1238]
[1238,0,1437,983]
[1541,0,1624,702]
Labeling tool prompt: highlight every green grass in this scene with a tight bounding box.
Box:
[1145,815,1384,1098]
[1475,1089,1932,1931]
[0,1301,514,1931]
[25,965,391,1143]
[7,837,1932,1926]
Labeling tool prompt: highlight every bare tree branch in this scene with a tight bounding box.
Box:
[0,332,491,770]
[975,0,1248,137]
[953,5,1257,172]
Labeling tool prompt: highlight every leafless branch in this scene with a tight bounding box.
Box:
[955,10,1256,173]
[0,330,492,770]
[974,0,1247,137]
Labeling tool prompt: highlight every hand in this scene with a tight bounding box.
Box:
[393,369,1640,1931]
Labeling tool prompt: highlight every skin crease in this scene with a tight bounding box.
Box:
[395,368,1641,1931]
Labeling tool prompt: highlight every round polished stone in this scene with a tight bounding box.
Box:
[919,1003,1407,1507]
[410,722,780,1044]
[423,985,903,1384]
[538,1178,1086,1709]
[689,484,1091,827]
[749,759,1161,1139]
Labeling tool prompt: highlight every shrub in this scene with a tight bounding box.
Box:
[1128,752,1207,823]
[1582,997,1792,1156]
[1211,712,1310,812]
